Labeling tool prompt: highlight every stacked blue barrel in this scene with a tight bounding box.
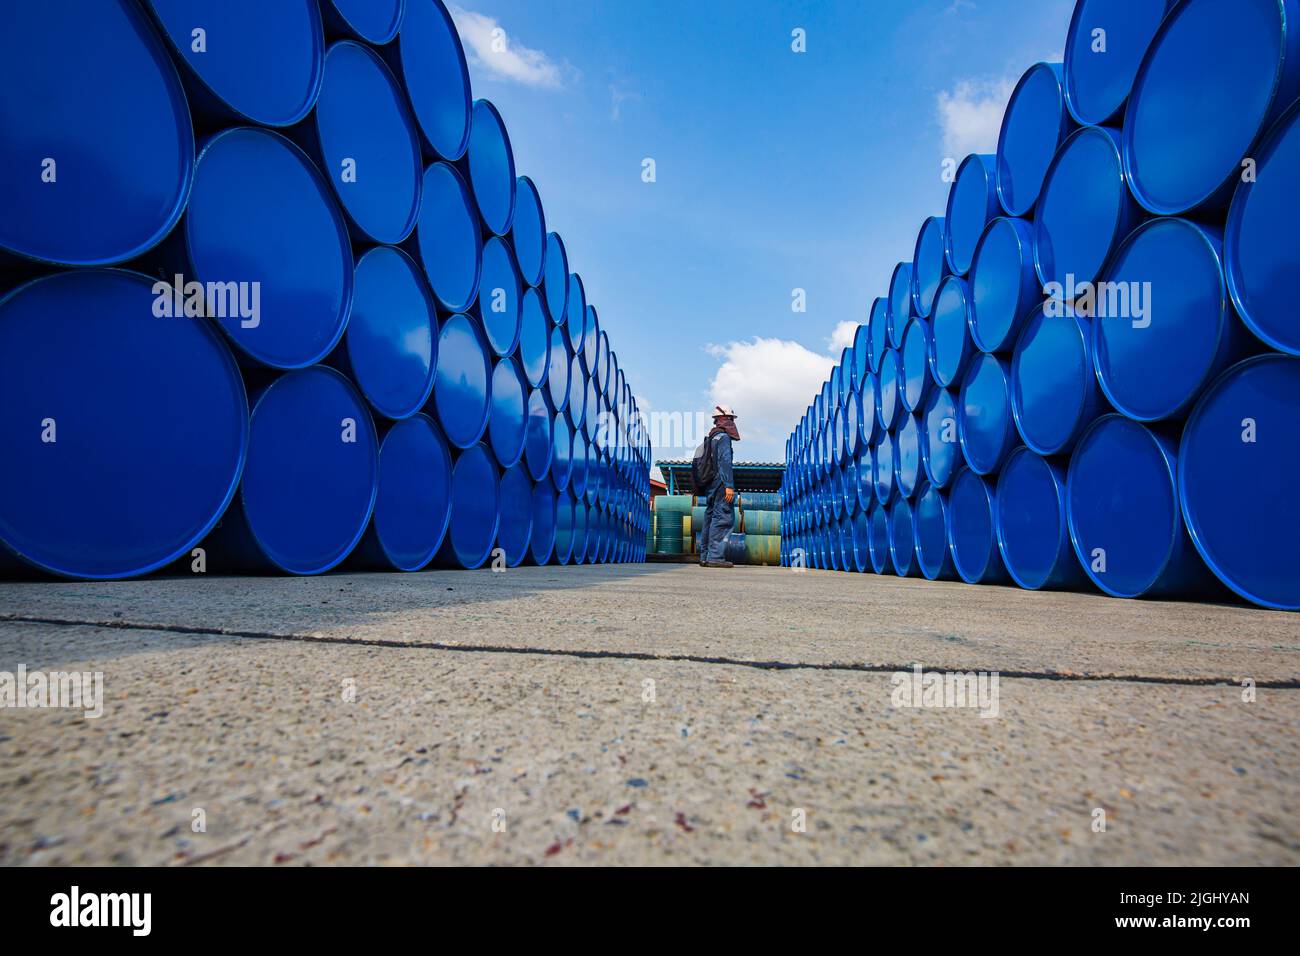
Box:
[0,0,652,578]
[780,0,1299,611]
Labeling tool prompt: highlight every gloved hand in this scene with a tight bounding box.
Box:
[724,487,734,504]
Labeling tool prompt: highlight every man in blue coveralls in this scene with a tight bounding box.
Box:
[698,404,740,569]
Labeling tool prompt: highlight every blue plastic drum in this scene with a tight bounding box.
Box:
[869,502,893,574]
[518,288,551,389]
[969,217,1039,353]
[959,353,1016,475]
[921,387,961,489]
[567,355,587,432]
[393,0,471,161]
[1179,354,1300,610]
[313,41,422,244]
[996,447,1083,590]
[512,176,547,287]
[945,155,999,276]
[0,270,246,579]
[1123,0,1300,214]
[874,430,895,505]
[478,236,522,357]
[546,327,571,413]
[889,497,917,577]
[187,128,352,369]
[914,482,957,580]
[877,348,904,431]
[543,232,569,324]
[996,62,1073,216]
[566,273,588,354]
[324,0,403,44]
[553,492,575,564]
[529,475,557,564]
[490,357,528,468]
[948,467,1008,585]
[441,442,499,569]
[417,162,481,313]
[1094,218,1245,421]
[1063,0,1170,126]
[570,432,589,498]
[851,511,871,572]
[868,298,890,373]
[929,275,975,389]
[468,99,516,236]
[901,318,933,413]
[894,413,922,499]
[887,263,914,349]
[911,217,948,317]
[346,247,436,421]
[434,313,492,448]
[1066,415,1211,598]
[0,1,193,266]
[496,463,533,567]
[1225,99,1300,355]
[220,366,377,574]
[551,412,573,492]
[145,0,324,126]
[367,414,452,571]
[1010,305,1104,456]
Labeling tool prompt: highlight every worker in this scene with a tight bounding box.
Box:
[694,404,739,568]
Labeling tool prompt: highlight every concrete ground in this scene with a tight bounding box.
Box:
[0,564,1296,866]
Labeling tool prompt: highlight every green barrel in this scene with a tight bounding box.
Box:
[743,509,781,535]
[744,534,781,566]
[655,510,684,554]
[655,494,693,515]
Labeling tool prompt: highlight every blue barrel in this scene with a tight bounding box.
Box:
[948,467,1008,585]
[543,232,569,325]
[887,263,913,349]
[945,155,999,276]
[1179,354,1300,610]
[914,482,957,580]
[519,288,551,389]
[868,297,890,372]
[440,443,499,569]
[565,273,588,356]
[844,389,861,460]
[391,0,470,160]
[921,386,961,489]
[551,411,573,492]
[553,492,575,564]
[1067,415,1212,597]
[434,313,491,449]
[929,275,975,389]
[869,502,894,574]
[596,329,611,390]
[496,463,533,567]
[970,217,1039,354]
[852,324,871,392]
[211,366,377,575]
[1034,126,1140,292]
[582,367,601,443]
[1063,0,1171,126]
[567,355,587,432]
[323,0,403,44]
[894,413,922,499]
[851,511,871,572]
[1123,0,1300,214]
[312,41,422,245]
[529,480,556,564]
[468,100,517,238]
[854,450,875,512]
[1225,99,1300,356]
[512,176,547,288]
[345,246,436,421]
[574,499,592,564]
[1094,218,1246,421]
[417,162,481,313]
[859,377,881,448]
[547,326,571,412]
[0,2,193,266]
[874,430,896,506]
[996,62,1073,216]
[0,270,246,579]
[959,353,1016,475]
[584,307,601,378]
[996,447,1084,590]
[571,432,589,498]
[489,356,528,469]
[889,497,917,577]
[911,217,949,317]
[185,127,352,369]
[478,235,522,357]
[145,0,323,127]
[877,348,904,431]
[524,389,552,481]
[1010,305,1104,456]
[363,414,452,571]
[900,318,934,413]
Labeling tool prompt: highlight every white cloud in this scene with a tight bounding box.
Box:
[827,320,858,354]
[705,338,835,460]
[935,76,1015,159]
[449,5,565,89]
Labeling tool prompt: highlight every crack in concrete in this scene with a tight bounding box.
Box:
[1,613,1297,689]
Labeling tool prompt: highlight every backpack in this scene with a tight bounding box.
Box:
[691,433,719,492]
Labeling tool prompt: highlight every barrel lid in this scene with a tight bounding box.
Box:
[417,162,482,313]
[958,352,1014,475]
[1010,305,1092,456]
[911,217,947,317]
[325,0,403,44]
[347,246,436,421]
[398,0,471,160]
[512,176,547,287]
[996,62,1068,216]
[497,463,533,567]
[949,467,996,584]
[996,446,1068,590]
[447,443,499,568]
[945,155,997,276]
[543,232,570,324]
[479,236,523,357]
[434,313,491,448]
[372,414,452,571]
[490,356,528,468]
[1063,0,1169,126]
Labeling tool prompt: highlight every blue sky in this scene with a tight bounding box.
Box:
[449,0,1076,464]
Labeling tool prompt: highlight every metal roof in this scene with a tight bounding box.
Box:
[654,460,786,495]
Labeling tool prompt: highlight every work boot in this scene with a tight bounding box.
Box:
[703,560,734,568]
